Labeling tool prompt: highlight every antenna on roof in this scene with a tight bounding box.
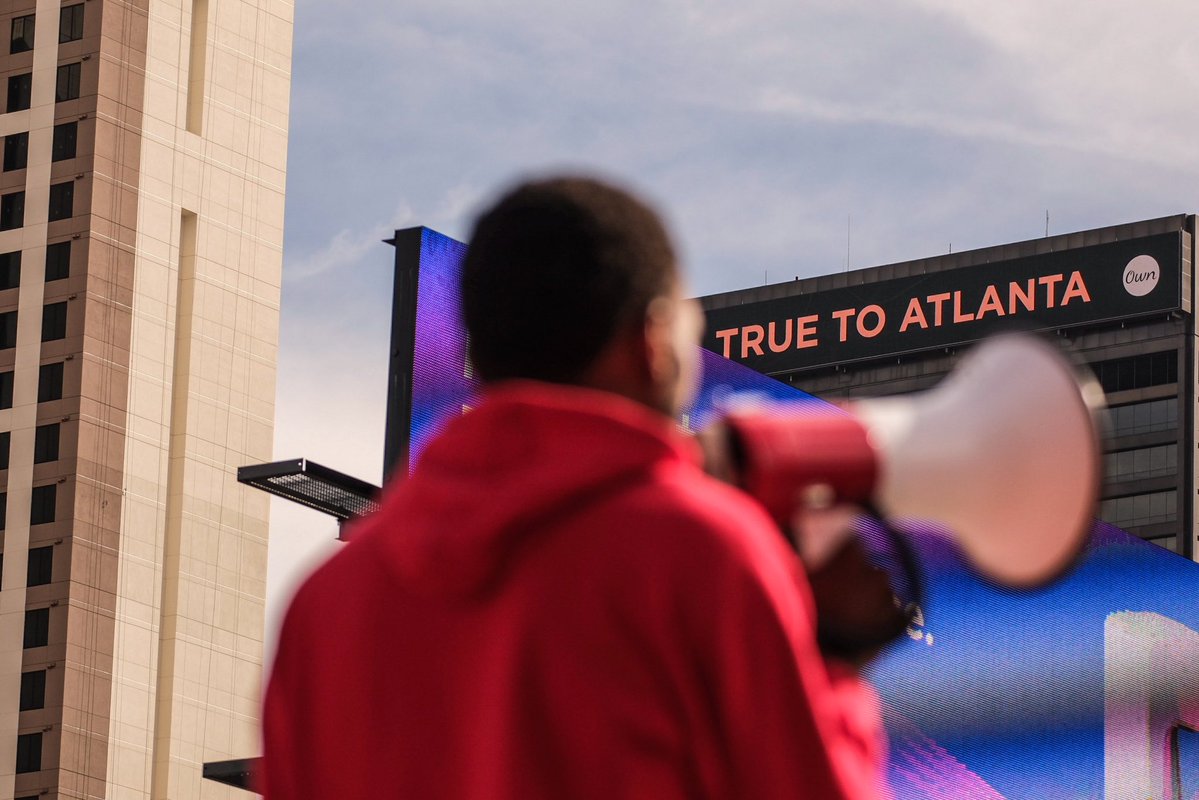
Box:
[1045,210,1050,238]
[846,214,851,272]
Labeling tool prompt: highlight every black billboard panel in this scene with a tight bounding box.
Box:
[703,232,1183,373]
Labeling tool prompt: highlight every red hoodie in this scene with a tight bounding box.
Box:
[261,382,887,799]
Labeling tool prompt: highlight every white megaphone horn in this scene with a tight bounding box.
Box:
[721,334,1106,588]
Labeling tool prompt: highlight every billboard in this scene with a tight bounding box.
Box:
[703,232,1183,374]
[395,226,1199,799]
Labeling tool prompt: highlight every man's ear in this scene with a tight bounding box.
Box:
[642,297,677,388]
[644,295,703,417]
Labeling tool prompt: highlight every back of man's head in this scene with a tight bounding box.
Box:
[462,175,678,385]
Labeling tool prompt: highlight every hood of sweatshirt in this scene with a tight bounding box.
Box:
[359,381,699,599]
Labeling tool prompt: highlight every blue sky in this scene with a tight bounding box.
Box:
[264,0,1199,651]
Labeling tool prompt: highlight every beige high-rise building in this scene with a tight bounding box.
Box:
[0,0,291,797]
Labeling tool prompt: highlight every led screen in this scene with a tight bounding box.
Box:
[875,523,1199,799]
[402,226,1199,799]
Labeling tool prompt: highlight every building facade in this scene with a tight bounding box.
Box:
[701,215,1197,559]
[0,0,291,798]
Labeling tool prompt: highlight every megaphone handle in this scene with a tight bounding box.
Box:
[810,502,927,663]
[857,501,925,620]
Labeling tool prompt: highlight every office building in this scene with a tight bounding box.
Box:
[0,0,291,797]
[701,215,1196,558]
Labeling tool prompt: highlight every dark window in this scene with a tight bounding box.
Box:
[0,310,16,348]
[27,546,52,586]
[51,121,76,161]
[0,250,19,289]
[1091,351,1177,394]
[45,241,69,281]
[59,4,83,43]
[1106,398,1179,438]
[47,182,73,221]
[10,14,34,54]
[38,362,63,402]
[6,73,31,112]
[33,423,58,463]
[1098,489,1178,531]
[15,731,41,772]
[3,132,27,171]
[29,484,55,525]
[0,430,10,470]
[19,670,45,711]
[41,301,66,341]
[0,492,8,529]
[55,62,80,102]
[1,191,25,230]
[1104,444,1178,483]
[23,608,48,648]
[0,371,13,409]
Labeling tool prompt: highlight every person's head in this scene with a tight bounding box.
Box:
[462,175,702,417]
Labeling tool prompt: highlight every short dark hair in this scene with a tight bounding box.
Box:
[461,175,677,384]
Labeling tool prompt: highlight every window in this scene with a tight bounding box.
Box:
[1104,444,1178,483]
[0,371,13,409]
[47,181,73,221]
[0,310,16,348]
[1105,398,1178,438]
[55,62,80,102]
[38,362,63,402]
[0,191,24,230]
[33,423,58,463]
[42,301,67,341]
[1099,490,1178,530]
[0,430,10,470]
[1090,351,1177,394]
[6,73,31,112]
[30,484,55,524]
[15,731,41,773]
[45,241,70,281]
[0,250,19,289]
[3,132,27,171]
[59,4,83,43]
[19,670,45,711]
[27,546,52,586]
[10,14,34,54]
[51,121,76,161]
[23,608,48,648]
[1149,534,1179,553]
[0,492,8,529]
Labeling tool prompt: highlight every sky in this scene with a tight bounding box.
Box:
[263,0,1199,658]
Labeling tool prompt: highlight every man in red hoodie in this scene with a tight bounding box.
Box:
[261,176,891,798]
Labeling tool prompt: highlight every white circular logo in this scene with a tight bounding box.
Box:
[1122,255,1159,297]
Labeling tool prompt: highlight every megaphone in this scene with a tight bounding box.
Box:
[718,334,1105,588]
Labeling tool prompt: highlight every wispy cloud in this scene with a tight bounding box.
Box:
[284,187,481,283]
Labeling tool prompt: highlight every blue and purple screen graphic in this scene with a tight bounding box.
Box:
[406,227,1199,799]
